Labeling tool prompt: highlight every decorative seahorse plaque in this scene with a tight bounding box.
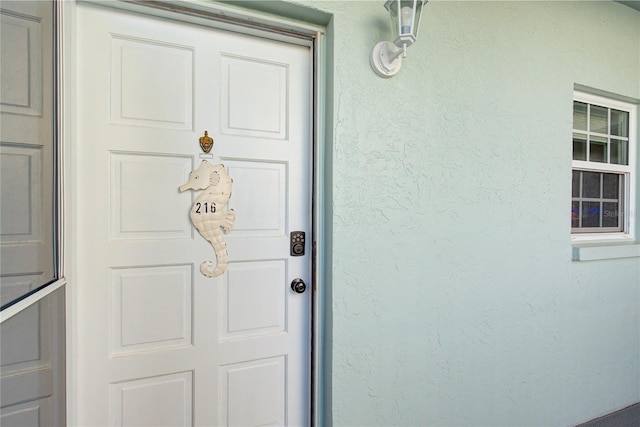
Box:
[179,160,235,277]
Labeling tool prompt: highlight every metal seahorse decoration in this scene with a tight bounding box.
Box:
[179,160,236,277]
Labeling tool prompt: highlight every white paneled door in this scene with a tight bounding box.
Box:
[74,3,312,426]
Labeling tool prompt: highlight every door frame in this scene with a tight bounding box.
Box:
[61,1,330,425]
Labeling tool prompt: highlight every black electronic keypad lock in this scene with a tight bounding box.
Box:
[290,231,305,256]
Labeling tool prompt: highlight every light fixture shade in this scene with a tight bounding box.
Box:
[384,0,426,48]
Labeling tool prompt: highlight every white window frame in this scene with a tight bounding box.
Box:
[571,91,637,243]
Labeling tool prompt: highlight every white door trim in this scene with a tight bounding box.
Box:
[62,1,328,426]
[79,0,325,42]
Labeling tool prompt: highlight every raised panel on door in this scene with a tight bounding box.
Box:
[110,152,193,240]
[110,371,193,427]
[224,160,287,237]
[220,260,287,341]
[109,265,193,356]
[220,54,288,139]
[110,35,194,130]
[75,4,312,426]
[219,356,286,426]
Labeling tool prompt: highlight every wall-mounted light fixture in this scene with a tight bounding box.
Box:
[370,0,428,78]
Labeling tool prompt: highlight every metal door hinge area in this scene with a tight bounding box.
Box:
[290,231,305,256]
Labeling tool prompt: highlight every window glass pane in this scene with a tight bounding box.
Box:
[573,101,588,131]
[602,173,620,200]
[581,201,601,227]
[572,170,581,197]
[610,138,628,165]
[589,104,608,134]
[602,202,621,228]
[571,95,633,235]
[589,136,607,163]
[1,1,58,309]
[610,109,629,137]
[571,200,580,228]
[582,171,601,198]
[572,133,587,160]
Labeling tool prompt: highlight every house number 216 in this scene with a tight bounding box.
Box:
[195,202,216,214]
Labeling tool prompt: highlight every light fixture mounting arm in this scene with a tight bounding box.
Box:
[370,41,403,78]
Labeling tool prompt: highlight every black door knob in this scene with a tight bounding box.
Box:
[290,278,307,294]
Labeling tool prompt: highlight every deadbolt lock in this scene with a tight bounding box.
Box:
[290,231,305,256]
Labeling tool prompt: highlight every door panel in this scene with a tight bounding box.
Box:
[110,35,194,130]
[110,152,193,240]
[109,265,193,356]
[220,55,288,138]
[225,160,287,236]
[75,4,312,426]
[110,371,194,427]
[220,356,286,426]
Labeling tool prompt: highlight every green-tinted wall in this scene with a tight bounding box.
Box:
[297,1,640,425]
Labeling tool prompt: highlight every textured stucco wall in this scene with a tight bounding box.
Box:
[299,1,640,426]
